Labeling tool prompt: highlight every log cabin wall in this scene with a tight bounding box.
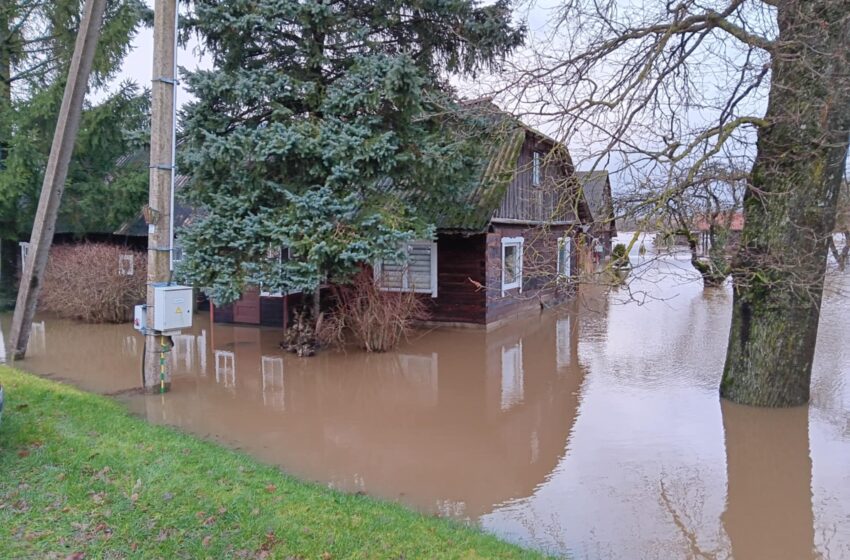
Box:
[485,224,578,325]
[214,293,305,327]
[424,233,487,324]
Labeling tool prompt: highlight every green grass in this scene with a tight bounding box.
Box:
[0,367,548,559]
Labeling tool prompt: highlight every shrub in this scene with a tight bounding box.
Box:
[324,270,428,352]
[611,243,630,266]
[39,243,146,323]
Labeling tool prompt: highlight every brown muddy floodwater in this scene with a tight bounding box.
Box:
[4,235,850,559]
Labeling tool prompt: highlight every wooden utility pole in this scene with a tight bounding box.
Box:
[7,0,107,359]
[143,0,178,392]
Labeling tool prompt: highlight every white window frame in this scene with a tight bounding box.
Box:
[501,236,524,296]
[260,246,297,297]
[118,253,135,276]
[557,236,572,278]
[532,151,541,186]
[375,240,438,298]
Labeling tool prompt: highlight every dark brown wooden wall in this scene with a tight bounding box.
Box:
[425,233,487,324]
[493,132,577,224]
[214,293,306,327]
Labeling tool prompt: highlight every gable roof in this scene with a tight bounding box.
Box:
[575,170,616,232]
[114,105,577,236]
[437,101,575,231]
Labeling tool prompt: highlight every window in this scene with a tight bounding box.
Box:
[118,254,135,276]
[532,151,541,186]
[375,241,438,297]
[260,246,294,297]
[501,237,524,295]
[557,236,572,278]
[172,241,184,264]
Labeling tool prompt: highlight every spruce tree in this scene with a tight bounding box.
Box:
[0,0,150,243]
[178,0,525,309]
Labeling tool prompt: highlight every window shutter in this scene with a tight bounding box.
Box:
[379,260,405,290]
[407,242,433,293]
[376,241,437,297]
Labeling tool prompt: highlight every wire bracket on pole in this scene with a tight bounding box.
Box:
[152,76,179,85]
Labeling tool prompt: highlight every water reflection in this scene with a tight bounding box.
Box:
[722,402,814,560]
[5,238,850,558]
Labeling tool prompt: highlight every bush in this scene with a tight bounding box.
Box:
[40,243,146,323]
[324,270,428,352]
[611,243,630,266]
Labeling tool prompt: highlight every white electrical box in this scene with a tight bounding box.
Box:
[153,285,193,333]
[133,304,146,332]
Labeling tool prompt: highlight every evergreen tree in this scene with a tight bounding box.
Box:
[178,0,524,309]
[0,0,151,242]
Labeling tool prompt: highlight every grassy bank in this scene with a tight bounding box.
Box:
[0,368,546,559]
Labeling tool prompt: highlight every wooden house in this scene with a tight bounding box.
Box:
[216,109,592,329]
[693,211,744,257]
[574,171,617,260]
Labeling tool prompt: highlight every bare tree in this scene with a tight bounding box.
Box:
[499,0,850,407]
[664,164,746,286]
[827,181,850,270]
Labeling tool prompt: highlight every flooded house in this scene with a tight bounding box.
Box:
[574,170,617,260]
[215,113,593,329]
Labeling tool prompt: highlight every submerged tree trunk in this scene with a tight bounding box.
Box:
[722,1,850,407]
[827,232,850,271]
[682,229,727,287]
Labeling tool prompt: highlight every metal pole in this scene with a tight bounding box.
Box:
[143,0,178,392]
[8,0,108,359]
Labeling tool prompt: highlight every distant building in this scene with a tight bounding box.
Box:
[693,211,744,257]
[574,171,617,260]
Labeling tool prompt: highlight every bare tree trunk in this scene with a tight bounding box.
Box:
[827,232,850,271]
[312,282,321,327]
[722,1,850,407]
[682,229,726,287]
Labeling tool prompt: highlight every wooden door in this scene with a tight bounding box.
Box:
[233,286,261,324]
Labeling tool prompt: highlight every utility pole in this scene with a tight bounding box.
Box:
[143,0,178,392]
[8,0,107,359]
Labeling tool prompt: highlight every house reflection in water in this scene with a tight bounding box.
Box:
[8,248,850,559]
[261,356,284,410]
[127,310,586,521]
[214,350,236,389]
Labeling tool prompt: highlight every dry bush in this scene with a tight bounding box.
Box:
[39,243,146,323]
[325,270,428,352]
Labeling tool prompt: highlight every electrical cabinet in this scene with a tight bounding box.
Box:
[152,285,193,333]
[133,304,146,332]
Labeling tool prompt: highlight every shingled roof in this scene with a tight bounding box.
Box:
[435,125,526,231]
